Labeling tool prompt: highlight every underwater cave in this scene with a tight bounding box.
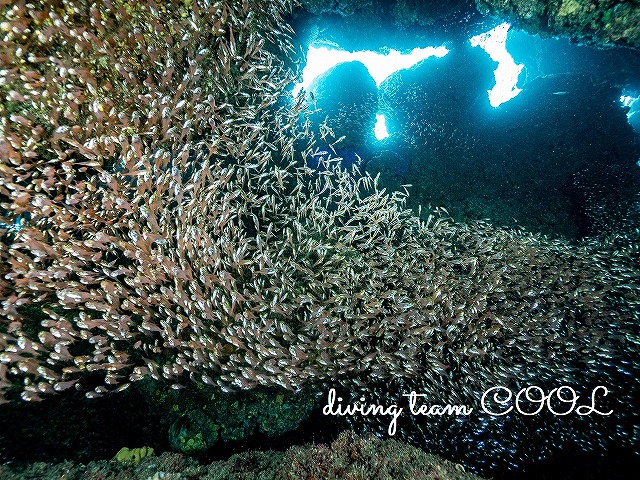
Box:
[289,0,640,239]
[1,1,639,480]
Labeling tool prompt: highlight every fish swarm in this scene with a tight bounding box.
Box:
[0,0,639,465]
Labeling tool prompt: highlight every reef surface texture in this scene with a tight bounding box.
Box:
[475,0,640,50]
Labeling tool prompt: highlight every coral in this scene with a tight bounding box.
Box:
[475,0,640,49]
[156,381,318,452]
[114,446,154,466]
[557,0,581,18]
[0,431,487,480]
[169,426,209,454]
[283,431,482,480]
[301,0,373,16]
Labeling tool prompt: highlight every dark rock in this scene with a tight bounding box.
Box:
[296,0,479,52]
[0,431,489,480]
[308,60,378,149]
[481,73,640,237]
[475,0,640,51]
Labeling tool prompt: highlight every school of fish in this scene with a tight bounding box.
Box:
[0,0,638,469]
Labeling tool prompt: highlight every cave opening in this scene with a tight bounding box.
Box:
[291,13,640,240]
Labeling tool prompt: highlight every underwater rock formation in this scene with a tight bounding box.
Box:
[506,30,640,93]
[378,48,640,237]
[478,72,640,237]
[366,149,411,180]
[475,0,640,50]
[301,0,471,26]
[379,41,494,143]
[0,0,639,476]
[292,0,640,70]
[307,60,378,150]
[297,0,640,54]
[146,381,319,453]
[294,0,480,53]
[0,431,488,480]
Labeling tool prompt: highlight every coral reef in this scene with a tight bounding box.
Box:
[475,0,640,50]
[292,0,478,53]
[114,446,155,467]
[294,1,640,61]
[0,430,487,480]
[146,381,319,453]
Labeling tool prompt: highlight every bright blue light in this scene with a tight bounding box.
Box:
[293,45,449,97]
[620,93,640,130]
[294,44,448,142]
[374,113,389,140]
[470,23,523,107]
[620,95,638,108]
[0,216,25,233]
